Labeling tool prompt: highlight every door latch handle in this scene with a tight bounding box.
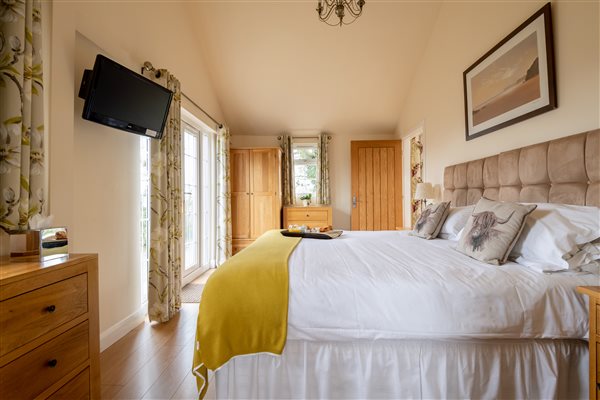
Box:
[352,195,357,208]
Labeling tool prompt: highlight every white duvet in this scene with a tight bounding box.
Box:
[287,231,599,341]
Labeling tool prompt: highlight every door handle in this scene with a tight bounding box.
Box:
[352,195,357,208]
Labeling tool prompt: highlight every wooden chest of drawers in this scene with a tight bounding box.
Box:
[283,206,333,229]
[0,254,100,399]
[577,286,600,400]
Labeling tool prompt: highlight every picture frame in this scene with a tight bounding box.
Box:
[463,3,556,141]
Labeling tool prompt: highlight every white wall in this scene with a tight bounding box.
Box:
[47,2,223,340]
[397,1,599,186]
[232,132,398,230]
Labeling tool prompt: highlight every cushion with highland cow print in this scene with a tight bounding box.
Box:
[457,197,536,265]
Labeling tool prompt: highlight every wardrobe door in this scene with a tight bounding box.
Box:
[231,149,251,239]
[250,149,279,238]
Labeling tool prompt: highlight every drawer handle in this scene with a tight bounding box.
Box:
[306,214,310,217]
[46,305,56,313]
[47,359,58,368]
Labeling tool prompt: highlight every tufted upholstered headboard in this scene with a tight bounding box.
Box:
[443,129,600,207]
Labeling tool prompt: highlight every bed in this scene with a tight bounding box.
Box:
[196,129,600,399]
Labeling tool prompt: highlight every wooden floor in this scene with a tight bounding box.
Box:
[100,303,214,399]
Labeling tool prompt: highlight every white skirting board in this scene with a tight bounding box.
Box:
[99,303,147,352]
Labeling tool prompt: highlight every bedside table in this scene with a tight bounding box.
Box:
[283,205,332,229]
[577,286,600,400]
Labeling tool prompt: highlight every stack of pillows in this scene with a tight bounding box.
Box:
[411,197,600,271]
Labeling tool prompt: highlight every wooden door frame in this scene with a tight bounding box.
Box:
[351,140,403,230]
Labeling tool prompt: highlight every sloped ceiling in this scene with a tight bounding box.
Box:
[186,1,441,136]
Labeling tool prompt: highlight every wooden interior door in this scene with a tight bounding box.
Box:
[231,149,251,239]
[351,140,402,230]
[250,149,279,238]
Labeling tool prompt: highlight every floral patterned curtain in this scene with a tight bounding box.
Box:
[143,68,182,323]
[317,133,330,205]
[410,135,424,227]
[280,134,294,206]
[0,0,45,232]
[216,125,231,266]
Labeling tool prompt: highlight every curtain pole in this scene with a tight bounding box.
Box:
[141,61,223,130]
[181,92,223,130]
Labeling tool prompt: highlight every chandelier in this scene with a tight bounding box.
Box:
[316,0,366,27]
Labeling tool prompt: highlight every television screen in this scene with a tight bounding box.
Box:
[80,55,173,139]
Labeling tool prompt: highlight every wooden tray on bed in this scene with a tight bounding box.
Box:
[280,230,343,239]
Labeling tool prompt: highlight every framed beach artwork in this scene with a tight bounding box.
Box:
[463,3,556,141]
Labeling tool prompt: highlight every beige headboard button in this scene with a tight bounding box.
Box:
[443,129,600,207]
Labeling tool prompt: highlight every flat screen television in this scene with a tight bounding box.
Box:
[79,54,173,139]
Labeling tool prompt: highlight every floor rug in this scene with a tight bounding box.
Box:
[181,283,204,303]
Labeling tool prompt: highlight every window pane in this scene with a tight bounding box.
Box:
[292,142,320,202]
[183,129,199,271]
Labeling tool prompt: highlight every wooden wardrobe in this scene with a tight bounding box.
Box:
[231,148,282,254]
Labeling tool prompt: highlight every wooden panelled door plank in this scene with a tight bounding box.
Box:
[373,149,381,231]
[388,147,396,229]
[365,148,374,231]
[380,150,389,230]
[351,140,402,231]
[358,149,366,230]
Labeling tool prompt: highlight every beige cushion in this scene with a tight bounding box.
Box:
[456,198,537,265]
[410,202,451,239]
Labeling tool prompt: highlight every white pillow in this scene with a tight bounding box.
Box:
[437,206,474,240]
[510,203,600,271]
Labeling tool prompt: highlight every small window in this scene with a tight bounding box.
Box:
[292,139,320,203]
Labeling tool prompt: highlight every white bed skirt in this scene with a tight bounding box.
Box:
[214,339,588,399]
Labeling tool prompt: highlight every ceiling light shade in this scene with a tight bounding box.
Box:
[317,0,365,27]
[414,182,434,200]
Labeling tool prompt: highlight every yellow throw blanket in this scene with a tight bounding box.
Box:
[192,230,301,398]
